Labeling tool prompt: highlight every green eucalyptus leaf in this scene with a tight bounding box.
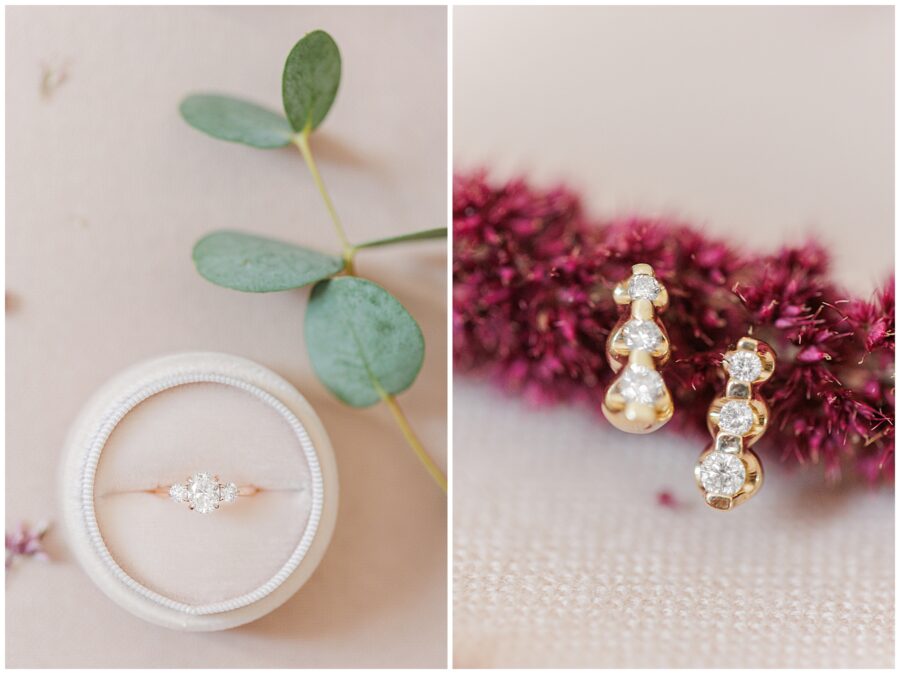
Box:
[354,227,448,251]
[193,231,343,292]
[180,94,293,148]
[282,30,341,133]
[305,277,425,407]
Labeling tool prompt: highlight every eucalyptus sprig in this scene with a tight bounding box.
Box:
[180,30,447,492]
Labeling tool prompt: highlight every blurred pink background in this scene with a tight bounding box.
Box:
[7,6,447,667]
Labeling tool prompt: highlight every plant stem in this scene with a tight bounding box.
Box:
[381,392,447,492]
[293,128,441,492]
[292,129,355,274]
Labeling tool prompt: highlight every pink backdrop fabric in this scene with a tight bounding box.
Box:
[6,6,447,668]
[453,6,893,668]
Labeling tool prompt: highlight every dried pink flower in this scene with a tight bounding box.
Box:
[454,173,894,484]
[656,491,679,509]
[6,521,50,568]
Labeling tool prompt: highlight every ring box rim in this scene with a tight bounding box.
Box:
[59,351,339,631]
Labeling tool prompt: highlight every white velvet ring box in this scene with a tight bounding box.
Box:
[59,352,338,631]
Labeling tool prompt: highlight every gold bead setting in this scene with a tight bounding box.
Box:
[602,263,674,434]
[695,336,776,510]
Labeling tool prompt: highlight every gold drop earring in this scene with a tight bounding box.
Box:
[695,336,775,510]
[602,263,673,434]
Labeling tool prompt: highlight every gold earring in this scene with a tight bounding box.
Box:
[602,263,673,434]
[695,336,776,510]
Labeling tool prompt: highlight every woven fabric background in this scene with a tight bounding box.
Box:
[452,380,894,668]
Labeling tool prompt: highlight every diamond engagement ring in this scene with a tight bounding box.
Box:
[153,472,260,514]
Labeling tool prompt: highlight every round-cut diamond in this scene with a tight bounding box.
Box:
[726,350,763,382]
[187,472,221,514]
[628,274,661,301]
[619,365,665,405]
[168,483,188,503]
[699,452,746,496]
[221,483,238,503]
[622,319,663,351]
[718,400,754,435]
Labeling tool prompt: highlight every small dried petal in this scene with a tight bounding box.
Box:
[6,521,50,568]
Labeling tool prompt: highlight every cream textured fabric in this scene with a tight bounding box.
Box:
[453,380,894,668]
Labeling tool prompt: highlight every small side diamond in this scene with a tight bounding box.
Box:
[725,350,763,382]
[619,364,665,405]
[628,274,661,301]
[622,319,663,351]
[718,400,754,435]
[221,483,238,503]
[699,452,746,496]
[169,483,188,503]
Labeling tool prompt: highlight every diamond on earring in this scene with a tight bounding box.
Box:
[602,263,673,434]
[718,400,754,435]
[696,336,775,510]
[725,350,763,382]
[618,363,665,405]
[628,274,661,301]
[622,319,663,351]
[698,452,746,496]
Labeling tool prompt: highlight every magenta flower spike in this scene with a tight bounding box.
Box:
[453,173,894,484]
